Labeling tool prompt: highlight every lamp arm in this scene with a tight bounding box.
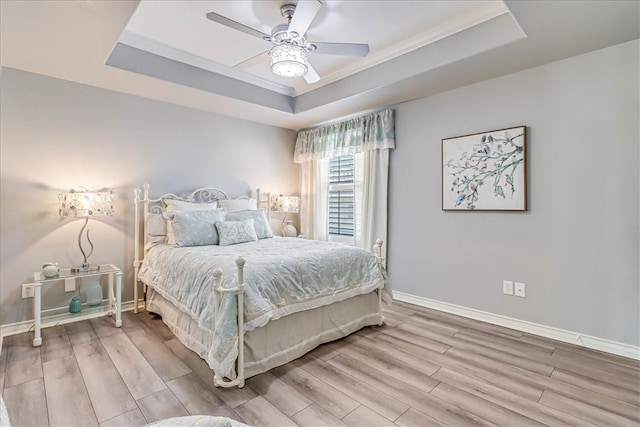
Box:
[78,217,94,266]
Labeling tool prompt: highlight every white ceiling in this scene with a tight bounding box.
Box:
[119,1,509,96]
[1,1,638,130]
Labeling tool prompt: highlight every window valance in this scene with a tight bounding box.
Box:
[294,109,395,163]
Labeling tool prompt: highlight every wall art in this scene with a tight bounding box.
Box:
[442,125,526,211]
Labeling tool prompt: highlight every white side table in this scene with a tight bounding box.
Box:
[32,264,122,346]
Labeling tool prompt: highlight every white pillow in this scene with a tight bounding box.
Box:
[225,209,273,240]
[169,210,226,247]
[145,213,167,250]
[215,219,259,246]
[146,213,165,236]
[218,198,257,213]
[163,198,218,213]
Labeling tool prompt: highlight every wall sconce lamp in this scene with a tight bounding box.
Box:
[271,195,300,237]
[59,187,114,273]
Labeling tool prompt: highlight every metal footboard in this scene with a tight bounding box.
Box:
[212,257,246,388]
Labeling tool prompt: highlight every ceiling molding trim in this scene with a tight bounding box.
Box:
[118,30,296,97]
[295,12,527,114]
[374,8,510,61]
[105,43,295,113]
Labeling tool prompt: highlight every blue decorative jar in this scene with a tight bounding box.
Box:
[69,296,82,313]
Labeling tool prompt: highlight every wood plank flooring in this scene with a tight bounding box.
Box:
[1,301,639,426]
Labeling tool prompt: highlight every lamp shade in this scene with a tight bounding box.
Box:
[59,188,114,217]
[269,44,308,78]
[271,195,300,213]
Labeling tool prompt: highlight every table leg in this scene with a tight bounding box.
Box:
[115,271,122,327]
[107,273,113,316]
[134,277,138,314]
[33,282,42,346]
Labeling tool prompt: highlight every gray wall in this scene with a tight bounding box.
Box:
[0,68,299,326]
[388,40,639,346]
[2,40,638,349]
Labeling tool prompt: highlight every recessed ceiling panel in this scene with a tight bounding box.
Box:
[117,0,510,95]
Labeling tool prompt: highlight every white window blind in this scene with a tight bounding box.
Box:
[328,155,355,239]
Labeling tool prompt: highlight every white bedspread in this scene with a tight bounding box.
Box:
[138,237,388,378]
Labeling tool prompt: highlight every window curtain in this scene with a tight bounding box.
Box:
[294,109,395,259]
[300,158,328,241]
[294,109,395,162]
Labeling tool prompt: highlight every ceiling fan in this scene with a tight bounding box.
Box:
[206,1,370,84]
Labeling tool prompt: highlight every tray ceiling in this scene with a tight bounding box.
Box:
[106,0,525,117]
[116,1,510,97]
[1,1,638,129]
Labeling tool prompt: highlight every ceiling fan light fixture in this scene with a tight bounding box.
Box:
[206,1,370,83]
[270,44,308,78]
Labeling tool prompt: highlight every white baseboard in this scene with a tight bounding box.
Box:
[393,291,640,361]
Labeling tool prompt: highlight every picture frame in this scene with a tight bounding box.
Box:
[442,125,527,211]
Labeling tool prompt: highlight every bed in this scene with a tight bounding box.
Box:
[133,183,390,388]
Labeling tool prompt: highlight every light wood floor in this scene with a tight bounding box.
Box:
[1,300,639,426]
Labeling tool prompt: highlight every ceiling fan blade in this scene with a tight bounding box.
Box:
[304,63,321,84]
[311,42,370,57]
[233,51,269,70]
[206,11,269,40]
[288,0,322,37]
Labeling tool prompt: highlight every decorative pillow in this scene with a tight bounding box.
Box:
[163,199,220,245]
[163,198,219,213]
[225,209,273,240]
[218,198,257,213]
[215,219,259,246]
[169,210,226,247]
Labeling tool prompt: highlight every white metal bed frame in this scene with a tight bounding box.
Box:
[133,183,385,388]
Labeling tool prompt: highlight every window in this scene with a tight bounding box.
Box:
[295,110,393,247]
[328,155,355,241]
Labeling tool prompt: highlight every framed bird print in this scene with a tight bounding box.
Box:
[442,125,527,211]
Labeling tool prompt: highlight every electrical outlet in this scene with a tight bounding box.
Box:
[515,282,526,297]
[64,277,76,292]
[503,280,514,295]
[22,283,35,298]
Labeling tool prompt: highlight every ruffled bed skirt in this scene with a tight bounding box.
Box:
[146,287,382,379]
